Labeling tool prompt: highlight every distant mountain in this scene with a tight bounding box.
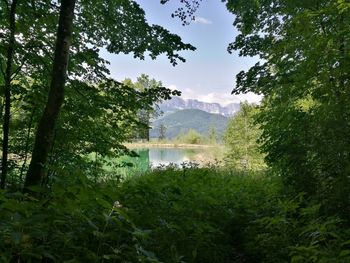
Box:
[158,97,240,117]
[150,109,229,139]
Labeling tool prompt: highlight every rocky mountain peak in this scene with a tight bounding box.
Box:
[158,97,240,116]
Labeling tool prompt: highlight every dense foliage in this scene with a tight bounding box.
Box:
[0,0,191,187]
[122,74,172,141]
[1,168,349,262]
[225,0,350,221]
[224,102,265,170]
[1,0,349,261]
[174,128,203,144]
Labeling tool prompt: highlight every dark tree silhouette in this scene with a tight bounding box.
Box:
[25,0,76,188]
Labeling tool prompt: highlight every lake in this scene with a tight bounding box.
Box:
[114,146,225,175]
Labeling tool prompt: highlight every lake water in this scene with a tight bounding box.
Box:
[115,147,224,175]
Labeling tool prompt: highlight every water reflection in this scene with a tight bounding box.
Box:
[149,148,192,167]
[135,147,222,167]
[114,147,224,176]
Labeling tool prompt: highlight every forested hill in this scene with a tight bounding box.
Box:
[150,109,229,139]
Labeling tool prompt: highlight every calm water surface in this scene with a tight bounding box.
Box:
[115,147,224,175]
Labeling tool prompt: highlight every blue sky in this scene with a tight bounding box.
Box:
[102,0,261,105]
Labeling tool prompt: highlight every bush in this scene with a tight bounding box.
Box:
[116,168,273,262]
[175,129,203,144]
[117,169,350,263]
[1,169,349,262]
[0,174,158,262]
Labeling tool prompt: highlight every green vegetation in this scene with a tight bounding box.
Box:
[174,128,203,144]
[118,169,350,263]
[208,126,219,144]
[123,75,167,141]
[0,0,189,187]
[227,0,350,221]
[0,0,350,262]
[224,102,265,171]
[1,169,349,262]
[158,124,167,141]
[150,127,221,145]
[150,109,228,140]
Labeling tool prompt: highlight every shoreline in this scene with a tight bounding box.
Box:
[124,142,222,149]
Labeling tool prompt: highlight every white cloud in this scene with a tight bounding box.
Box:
[194,16,213,25]
[167,85,263,105]
[236,92,263,104]
[196,93,240,105]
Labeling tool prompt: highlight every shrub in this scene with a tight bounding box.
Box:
[175,129,203,144]
[0,174,158,262]
[1,169,349,262]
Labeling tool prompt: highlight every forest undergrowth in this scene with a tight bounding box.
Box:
[1,167,349,262]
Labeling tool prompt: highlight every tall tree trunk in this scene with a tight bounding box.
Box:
[1,0,18,189]
[24,0,76,188]
[19,108,35,182]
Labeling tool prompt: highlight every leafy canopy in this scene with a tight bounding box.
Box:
[225,0,350,218]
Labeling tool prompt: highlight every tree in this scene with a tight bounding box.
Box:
[176,128,202,144]
[24,0,77,188]
[223,102,265,171]
[0,0,197,189]
[161,0,203,25]
[122,75,177,142]
[133,74,164,141]
[225,0,350,218]
[42,79,179,181]
[0,0,50,187]
[158,124,167,141]
[0,1,68,187]
[23,0,195,187]
[0,0,18,188]
[208,126,218,144]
